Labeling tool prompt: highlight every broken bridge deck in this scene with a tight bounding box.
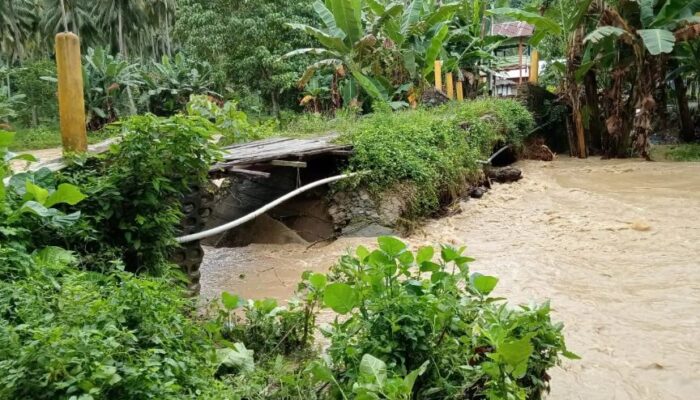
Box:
[209,135,353,175]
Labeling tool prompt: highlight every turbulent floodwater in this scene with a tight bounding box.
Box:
[200,157,700,399]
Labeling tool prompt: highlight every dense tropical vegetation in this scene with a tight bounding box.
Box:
[1,0,699,398]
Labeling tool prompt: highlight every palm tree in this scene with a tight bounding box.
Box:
[40,0,97,45]
[93,0,147,57]
[146,0,176,57]
[0,0,35,62]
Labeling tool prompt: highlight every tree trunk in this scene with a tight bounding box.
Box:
[669,59,694,142]
[118,8,126,57]
[271,91,280,118]
[632,52,654,160]
[602,66,629,158]
[165,9,172,56]
[653,55,669,132]
[584,70,604,153]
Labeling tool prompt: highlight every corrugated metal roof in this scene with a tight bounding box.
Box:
[491,21,534,38]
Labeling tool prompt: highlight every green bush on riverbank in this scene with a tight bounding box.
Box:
[344,99,533,216]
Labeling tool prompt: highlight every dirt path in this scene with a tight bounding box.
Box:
[200,157,700,399]
[9,147,63,172]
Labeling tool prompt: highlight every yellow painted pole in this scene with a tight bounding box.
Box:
[445,72,454,100]
[456,79,464,101]
[529,49,540,83]
[55,32,87,153]
[434,60,442,92]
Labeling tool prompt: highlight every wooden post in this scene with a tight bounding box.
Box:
[434,60,442,92]
[55,32,87,153]
[445,72,454,100]
[456,79,464,101]
[529,49,539,83]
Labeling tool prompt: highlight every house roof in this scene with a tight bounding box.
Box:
[491,21,534,38]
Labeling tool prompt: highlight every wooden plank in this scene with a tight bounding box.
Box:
[270,160,307,168]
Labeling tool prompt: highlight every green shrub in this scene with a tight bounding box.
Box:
[0,60,57,127]
[1,128,232,400]
[141,53,218,117]
[664,144,700,161]
[214,237,575,399]
[320,238,575,399]
[0,246,231,400]
[57,114,221,273]
[187,95,277,145]
[343,99,533,216]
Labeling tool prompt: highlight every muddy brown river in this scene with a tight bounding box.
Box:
[200,157,700,399]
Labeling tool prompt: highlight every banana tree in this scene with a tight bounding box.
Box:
[285,0,388,105]
[584,0,700,158]
[286,0,459,108]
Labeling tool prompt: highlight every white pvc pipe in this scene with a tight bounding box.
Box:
[176,172,363,244]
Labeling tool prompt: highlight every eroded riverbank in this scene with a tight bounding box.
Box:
[200,157,700,399]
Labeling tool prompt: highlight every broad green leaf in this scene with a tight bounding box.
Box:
[282,48,335,59]
[397,251,414,265]
[424,4,460,27]
[440,245,462,262]
[358,354,387,385]
[422,24,450,77]
[309,273,327,290]
[287,23,349,53]
[416,246,434,264]
[402,50,417,76]
[652,0,700,28]
[349,65,387,101]
[369,249,393,266]
[377,236,406,256]
[638,29,676,55]
[313,0,345,38]
[216,343,255,373]
[498,336,534,379]
[45,183,87,207]
[402,0,424,34]
[403,360,429,391]
[307,361,335,382]
[470,273,499,296]
[19,201,54,217]
[366,0,386,15]
[487,8,562,35]
[324,282,358,314]
[327,0,363,44]
[25,181,49,205]
[419,261,440,273]
[221,292,242,310]
[584,26,628,44]
[640,0,656,28]
[356,245,371,261]
[34,246,78,267]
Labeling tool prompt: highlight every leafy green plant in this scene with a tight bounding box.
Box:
[141,53,217,116]
[1,131,85,249]
[0,246,232,400]
[0,60,58,127]
[56,114,221,273]
[186,95,277,145]
[0,86,26,123]
[318,237,577,399]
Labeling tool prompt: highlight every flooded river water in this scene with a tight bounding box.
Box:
[200,157,700,399]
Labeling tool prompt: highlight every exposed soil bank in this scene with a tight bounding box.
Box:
[200,157,700,399]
